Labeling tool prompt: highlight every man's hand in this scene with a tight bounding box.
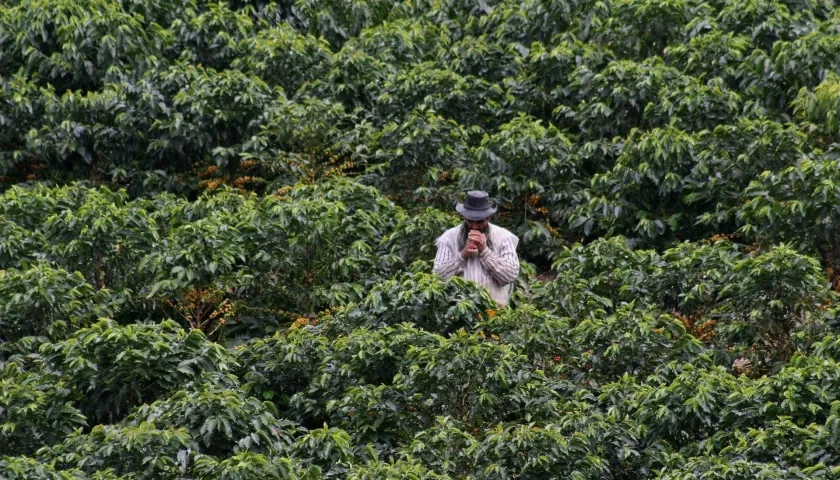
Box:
[461,241,479,258]
[468,231,486,253]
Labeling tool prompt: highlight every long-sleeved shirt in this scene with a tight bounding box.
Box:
[432,223,520,306]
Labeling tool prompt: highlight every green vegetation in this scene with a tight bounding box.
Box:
[2,0,840,477]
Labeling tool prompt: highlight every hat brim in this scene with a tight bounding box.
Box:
[456,203,497,221]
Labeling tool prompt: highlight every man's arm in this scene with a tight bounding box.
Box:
[433,235,466,279]
[478,236,519,285]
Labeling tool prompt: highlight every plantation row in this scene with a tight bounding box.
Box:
[5,305,840,478]
[0,181,436,333]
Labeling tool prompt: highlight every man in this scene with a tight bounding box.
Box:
[433,190,520,306]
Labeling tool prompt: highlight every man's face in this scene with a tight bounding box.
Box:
[465,217,489,231]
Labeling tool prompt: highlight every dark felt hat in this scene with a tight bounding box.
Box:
[455,190,498,221]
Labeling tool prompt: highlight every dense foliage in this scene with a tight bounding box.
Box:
[3,0,840,478]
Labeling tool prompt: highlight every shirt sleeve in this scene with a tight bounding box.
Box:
[479,236,519,285]
[432,234,465,279]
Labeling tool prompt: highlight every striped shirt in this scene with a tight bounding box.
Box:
[432,223,520,306]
